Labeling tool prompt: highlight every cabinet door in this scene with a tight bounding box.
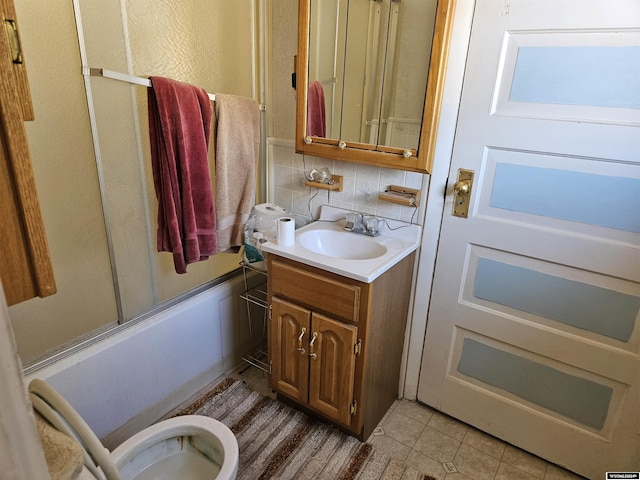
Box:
[270,297,310,404]
[308,312,358,426]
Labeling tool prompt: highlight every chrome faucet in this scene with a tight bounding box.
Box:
[344,213,382,237]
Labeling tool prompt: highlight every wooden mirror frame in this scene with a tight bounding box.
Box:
[295,0,457,174]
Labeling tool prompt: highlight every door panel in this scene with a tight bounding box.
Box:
[419,0,640,477]
[473,258,639,344]
[308,312,357,426]
[494,31,640,125]
[476,148,640,248]
[269,297,310,403]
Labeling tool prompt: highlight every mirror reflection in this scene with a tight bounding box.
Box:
[307,0,438,151]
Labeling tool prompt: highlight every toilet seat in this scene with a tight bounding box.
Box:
[29,379,238,480]
[111,416,237,480]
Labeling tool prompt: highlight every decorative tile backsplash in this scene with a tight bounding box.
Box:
[268,139,426,224]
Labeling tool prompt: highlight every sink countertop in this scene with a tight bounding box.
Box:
[261,205,421,283]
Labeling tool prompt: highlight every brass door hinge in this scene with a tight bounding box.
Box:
[268,304,272,320]
[3,19,23,64]
[350,401,357,416]
[354,339,362,356]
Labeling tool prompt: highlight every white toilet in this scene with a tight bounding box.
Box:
[29,379,238,480]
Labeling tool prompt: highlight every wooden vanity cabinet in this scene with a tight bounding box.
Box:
[267,252,415,440]
[270,298,358,426]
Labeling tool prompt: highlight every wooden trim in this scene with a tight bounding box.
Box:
[0,123,36,303]
[0,0,33,120]
[420,0,458,174]
[295,0,310,154]
[0,7,55,304]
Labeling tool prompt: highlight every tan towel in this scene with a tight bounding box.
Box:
[34,411,84,480]
[214,94,260,250]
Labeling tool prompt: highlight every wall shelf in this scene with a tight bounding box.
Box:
[304,174,343,192]
[378,185,420,206]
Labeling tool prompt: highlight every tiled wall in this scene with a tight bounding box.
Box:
[268,139,426,224]
[387,118,422,151]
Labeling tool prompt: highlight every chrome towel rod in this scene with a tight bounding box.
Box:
[84,67,216,102]
[83,67,267,110]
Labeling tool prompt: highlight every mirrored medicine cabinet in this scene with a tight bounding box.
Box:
[295,0,456,174]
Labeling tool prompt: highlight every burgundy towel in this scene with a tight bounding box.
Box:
[307,81,326,137]
[148,76,217,274]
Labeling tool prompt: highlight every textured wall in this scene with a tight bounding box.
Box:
[269,140,424,223]
[122,0,254,303]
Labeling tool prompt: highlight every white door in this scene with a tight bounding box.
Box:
[419,0,640,478]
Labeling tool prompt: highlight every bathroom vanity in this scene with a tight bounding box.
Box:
[262,206,420,439]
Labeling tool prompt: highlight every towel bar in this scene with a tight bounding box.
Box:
[84,67,268,111]
[83,67,217,102]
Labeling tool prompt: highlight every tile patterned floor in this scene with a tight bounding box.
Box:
[234,366,586,480]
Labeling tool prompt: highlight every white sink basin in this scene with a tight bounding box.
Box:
[297,229,387,260]
[261,206,421,283]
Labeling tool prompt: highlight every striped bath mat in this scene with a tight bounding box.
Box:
[175,377,435,480]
